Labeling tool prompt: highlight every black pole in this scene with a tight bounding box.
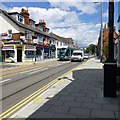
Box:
[106,1,115,63]
[104,1,117,98]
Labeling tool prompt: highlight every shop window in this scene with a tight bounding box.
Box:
[60,42,62,46]
[25,31,32,40]
[6,50,15,58]
[25,51,34,58]
[57,42,59,46]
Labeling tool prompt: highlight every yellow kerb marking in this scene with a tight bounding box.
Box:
[33,97,43,102]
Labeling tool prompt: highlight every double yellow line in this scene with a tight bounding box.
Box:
[0,78,58,119]
[0,62,83,119]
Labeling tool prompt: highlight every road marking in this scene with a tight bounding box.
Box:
[0,79,11,84]
[52,64,61,67]
[20,67,43,74]
[28,68,49,74]
[0,79,58,119]
[28,70,41,74]
[0,62,84,118]
[28,67,48,74]
[48,65,53,67]
[33,97,43,102]
[40,68,48,71]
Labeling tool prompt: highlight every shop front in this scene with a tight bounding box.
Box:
[24,45,36,62]
[36,44,43,61]
[2,45,15,62]
[36,44,54,60]
[2,43,36,62]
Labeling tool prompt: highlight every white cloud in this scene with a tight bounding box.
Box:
[103,11,108,19]
[47,1,98,15]
[52,23,100,47]
[5,3,100,48]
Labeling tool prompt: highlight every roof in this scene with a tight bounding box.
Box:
[8,12,20,15]
[29,19,36,23]
[50,32,73,44]
[0,9,74,43]
[0,9,52,38]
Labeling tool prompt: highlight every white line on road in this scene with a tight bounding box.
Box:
[28,68,48,74]
[20,67,43,74]
[52,64,61,67]
[40,68,48,71]
[48,65,53,67]
[0,79,11,83]
[28,70,41,74]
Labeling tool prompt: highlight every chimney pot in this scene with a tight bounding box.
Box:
[20,8,30,25]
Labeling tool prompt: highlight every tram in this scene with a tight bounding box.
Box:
[58,46,76,61]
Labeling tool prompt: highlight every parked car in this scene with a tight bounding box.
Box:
[84,53,89,59]
[71,50,84,62]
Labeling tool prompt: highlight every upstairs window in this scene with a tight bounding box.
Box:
[18,15,24,23]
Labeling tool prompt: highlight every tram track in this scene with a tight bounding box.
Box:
[1,62,74,100]
[1,60,59,78]
[1,61,83,117]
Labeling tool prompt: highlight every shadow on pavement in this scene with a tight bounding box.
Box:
[26,68,118,119]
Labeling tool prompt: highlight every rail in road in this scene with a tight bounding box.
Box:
[0,60,87,119]
[0,60,60,78]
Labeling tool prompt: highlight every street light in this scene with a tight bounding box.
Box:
[104,0,117,98]
[94,2,103,62]
[117,12,120,91]
[100,2,103,63]
[34,45,36,65]
[118,16,120,66]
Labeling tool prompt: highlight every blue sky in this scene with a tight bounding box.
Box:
[0,1,119,48]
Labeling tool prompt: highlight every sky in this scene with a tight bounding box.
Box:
[0,1,119,48]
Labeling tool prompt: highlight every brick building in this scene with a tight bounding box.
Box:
[97,23,118,61]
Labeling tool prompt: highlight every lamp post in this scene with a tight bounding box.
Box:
[104,0,117,98]
[118,6,120,92]
[34,45,36,65]
[94,2,103,62]
[100,2,103,62]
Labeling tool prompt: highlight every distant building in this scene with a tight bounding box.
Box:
[97,23,118,61]
[49,32,74,58]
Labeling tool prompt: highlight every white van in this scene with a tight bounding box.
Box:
[71,50,84,62]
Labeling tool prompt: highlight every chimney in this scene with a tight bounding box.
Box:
[104,23,106,29]
[113,26,116,31]
[39,19,46,32]
[20,8,30,25]
[107,23,109,29]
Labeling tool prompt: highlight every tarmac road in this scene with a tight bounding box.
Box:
[1,60,85,116]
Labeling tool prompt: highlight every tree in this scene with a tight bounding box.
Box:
[102,44,108,61]
[84,44,97,54]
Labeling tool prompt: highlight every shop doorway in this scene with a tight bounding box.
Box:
[17,47,22,62]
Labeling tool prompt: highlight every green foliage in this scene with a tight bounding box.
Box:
[103,45,108,58]
[84,44,97,54]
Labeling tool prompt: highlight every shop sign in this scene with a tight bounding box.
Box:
[25,45,35,51]
[2,46,14,50]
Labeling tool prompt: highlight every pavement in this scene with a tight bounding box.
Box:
[1,58,58,70]
[10,58,118,119]
[2,58,58,66]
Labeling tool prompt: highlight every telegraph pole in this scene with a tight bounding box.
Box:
[104,0,117,97]
[100,2,103,62]
[118,2,120,94]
